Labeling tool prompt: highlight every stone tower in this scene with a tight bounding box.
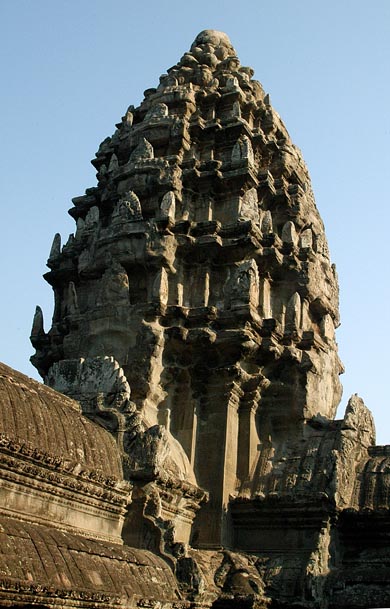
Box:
[30,31,388,607]
[31,29,343,546]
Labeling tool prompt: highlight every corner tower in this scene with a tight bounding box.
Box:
[31,30,343,548]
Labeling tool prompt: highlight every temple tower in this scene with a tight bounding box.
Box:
[31,30,343,549]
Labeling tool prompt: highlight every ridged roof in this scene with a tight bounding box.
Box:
[352,446,390,510]
[0,516,179,604]
[0,362,122,480]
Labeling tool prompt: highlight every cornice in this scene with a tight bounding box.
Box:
[0,433,131,508]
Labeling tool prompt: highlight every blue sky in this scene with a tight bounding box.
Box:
[1,1,389,442]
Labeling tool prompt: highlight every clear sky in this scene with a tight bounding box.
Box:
[1,1,389,442]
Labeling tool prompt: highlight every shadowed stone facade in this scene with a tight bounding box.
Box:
[1,30,389,608]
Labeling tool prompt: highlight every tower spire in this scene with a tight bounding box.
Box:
[33,30,342,549]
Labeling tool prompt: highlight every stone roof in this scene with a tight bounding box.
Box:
[351,445,390,511]
[0,362,122,480]
[0,516,181,607]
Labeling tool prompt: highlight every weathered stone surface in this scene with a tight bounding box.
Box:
[0,28,388,609]
[0,516,183,607]
[32,30,345,552]
[0,362,130,543]
[0,362,122,478]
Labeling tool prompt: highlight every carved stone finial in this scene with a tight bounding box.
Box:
[226,259,259,309]
[67,282,79,315]
[123,106,134,125]
[334,395,376,509]
[64,233,74,249]
[152,268,169,306]
[31,305,45,337]
[131,138,154,162]
[285,292,301,332]
[231,135,254,165]
[192,30,236,56]
[300,227,313,249]
[261,210,273,234]
[320,314,335,342]
[108,153,119,173]
[48,233,61,261]
[160,191,176,222]
[240,188,259,223]
[145,103,168,121]
[282,221,298,245]
[115,191,143,221]
[315,233,330,259]
[75,217,85,239]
